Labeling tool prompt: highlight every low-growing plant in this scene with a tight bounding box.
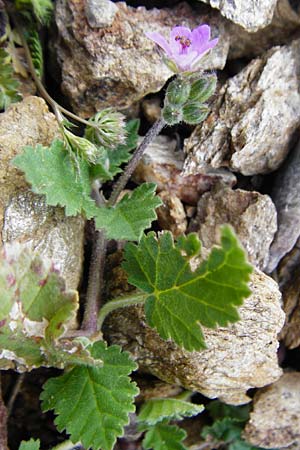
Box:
[0,1,255,449]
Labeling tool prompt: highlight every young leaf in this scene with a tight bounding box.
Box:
[12,139,97,218]
[202,417,243,442]
[19,439,40,450]
[207,400,250,423]
[94,183,162,241]
[15,0,53,24]
[141,422,187,450]
[0,243,97,371]
[41,341,139,450]
[138,398,204,425]
[90,119,140,181]
[0,48,22,110]
[123,226,253,351]
[25,29,44,78]
[201,417,273,450]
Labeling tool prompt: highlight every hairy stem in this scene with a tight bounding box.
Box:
[7,373,25,417]
[108,118,165,206]
[98,292,147,330]
[82,183,107,333]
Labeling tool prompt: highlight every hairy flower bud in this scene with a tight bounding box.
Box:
[63,129,105,165]
[162,104,183,126]
[182,102,209,125]
[85,108,127,149]
[166,78,191,105]
[189,75,217,103]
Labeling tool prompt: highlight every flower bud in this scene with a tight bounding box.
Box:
[85,108,127,149]
[166,78,191,105]
[189,75,217,103]
[64,128,105,164]
[162,103,183,126]
[182,102,209,125]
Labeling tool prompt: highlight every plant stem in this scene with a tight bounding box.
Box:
[82,183,107,333]
[108,117,165,206]
[97,292,147,330]
[6,373,25,417]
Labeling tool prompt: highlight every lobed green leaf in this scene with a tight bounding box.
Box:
[12,139,97,218]
[141,422,187,450]
[94,183,162,241]
[41,341,139,450]
[123,226,253,351]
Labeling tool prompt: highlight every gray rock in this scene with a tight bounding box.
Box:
[228,0,300,59]
[156,191,187,237]
[85,0,118,28]
[189,187,277,270]
[199,0,278,32]
[279,263,300,350]
[105,269,284,405]
[54,0,228,116]
[184,39,300,176]
[133,136,236,205]
[0,96,85,290]
[244,372,300,448]
[267,140,300,273]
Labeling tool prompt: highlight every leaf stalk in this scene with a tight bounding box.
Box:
[97,292,148,330]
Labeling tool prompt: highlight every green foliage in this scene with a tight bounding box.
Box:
[94,183,162,241]
[41,341,139,450]
[13,139,161,240]
[0,243,99,371]
[25,29,43,78]
[12,139,98,217]
[123,226,253,351]
[15,0,53,24]
[141,422,188,450]
[202,401,279,450]
[138,398,204,425]
[90,119,140,181]
[18,439,40,450]
[0,48,22,110]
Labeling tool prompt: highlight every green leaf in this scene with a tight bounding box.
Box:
[94,183,162,241]
[12,139,97,218]
[26,29,43,78]
[15,0,53,24]
[41,341,139,450]
[201,417,243,442]
[0,48,22,110]
[141,422,187,450]
[19,439,40,450]
[123,226,253,351]
[90,119,140,182]
[138,398,204,425]
[207,400,250,423]
[0,243,98,371]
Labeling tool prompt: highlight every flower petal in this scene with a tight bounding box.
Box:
[190,38,219,68]
[191,24,211,47]
[172,50,198,71]
[145,32,172,56]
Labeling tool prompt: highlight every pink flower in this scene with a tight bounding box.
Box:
[146,25,218,72]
